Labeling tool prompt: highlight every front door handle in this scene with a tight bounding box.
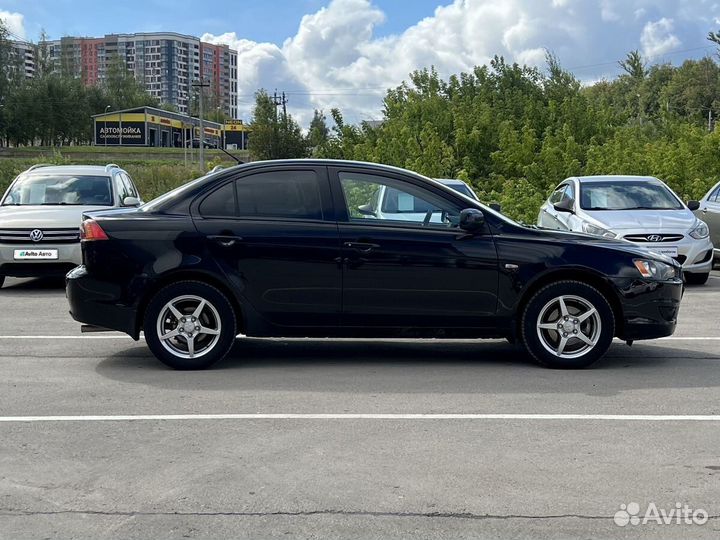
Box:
[344,241,379,254]
[208,235,243,247]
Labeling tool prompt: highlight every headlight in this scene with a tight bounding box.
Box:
[689,220,709,239]
[582,222,617,238]
[633,259,677,280]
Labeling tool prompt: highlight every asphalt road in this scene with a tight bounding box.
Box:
[1,271,720,539]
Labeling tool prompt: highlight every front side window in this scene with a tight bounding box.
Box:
[549,185,567,204]
[339,172,461,228]
[236,171,323,220]
[119,172,139,199]
[710,184,720,203]
[579,181,683,210]
[3,175,113,206]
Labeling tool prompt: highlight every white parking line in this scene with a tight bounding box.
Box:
[1,413,720,423]
[0,335,718,340]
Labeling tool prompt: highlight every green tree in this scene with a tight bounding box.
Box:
[248,90,308,160]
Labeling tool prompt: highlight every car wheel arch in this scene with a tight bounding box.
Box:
[514,268,624,340]
[135,270,245,338]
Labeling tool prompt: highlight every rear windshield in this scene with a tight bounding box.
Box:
[2,175,113,206]
[579,181,683,210]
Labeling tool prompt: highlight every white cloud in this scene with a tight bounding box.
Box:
[0,10,26,40]
[640,17,681,58]
[202,0,715,125]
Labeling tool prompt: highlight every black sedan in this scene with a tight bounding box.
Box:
[66,160,683,370]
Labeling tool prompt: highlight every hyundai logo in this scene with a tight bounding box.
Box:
[646,234,662,243]
[29,229,44,242]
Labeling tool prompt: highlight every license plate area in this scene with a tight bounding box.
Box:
[13,249,59,260]
[645,246,678,258]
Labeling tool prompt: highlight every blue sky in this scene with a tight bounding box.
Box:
[2,0,720,125]
[0,0,444,43]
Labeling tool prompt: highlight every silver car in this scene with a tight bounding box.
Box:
[694,179,720,263]
[0,164,142,288]
[538,175,713,285]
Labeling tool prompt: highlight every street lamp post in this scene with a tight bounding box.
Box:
[104,105,111,147]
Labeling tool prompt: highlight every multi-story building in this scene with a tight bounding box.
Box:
[41,32,237,117]
[9,40,35,79]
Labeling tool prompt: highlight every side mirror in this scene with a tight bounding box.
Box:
[553,198,574,213]
[459,208,485,234]
[687,200,700,211]
[123,196,141,207]
[357,203,376,216]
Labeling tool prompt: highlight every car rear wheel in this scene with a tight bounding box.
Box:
[521,281,614,369]
[144,281,237,370]
[685,272,709,286]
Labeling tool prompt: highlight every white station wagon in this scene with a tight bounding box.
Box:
[0,164,142,288]
[538,175,713,285]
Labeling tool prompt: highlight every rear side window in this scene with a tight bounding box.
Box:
[235,171,323,220]
[199,182,237,217]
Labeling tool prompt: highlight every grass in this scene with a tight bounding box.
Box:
[0,155,216,201]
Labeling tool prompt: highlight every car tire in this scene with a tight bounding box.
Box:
[685,272,709,286]
[143,280,237,370]
[521,280,615,369]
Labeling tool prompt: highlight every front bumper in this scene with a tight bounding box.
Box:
[622,235,713,275]
[611,276,684,341]
[0,242,81,277]
[66,265,139,339]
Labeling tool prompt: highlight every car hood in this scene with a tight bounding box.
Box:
[583,209,696,231]
[532,227,678,265]
[0,205,112,228]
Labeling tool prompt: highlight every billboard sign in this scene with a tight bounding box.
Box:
[95,121,146,146]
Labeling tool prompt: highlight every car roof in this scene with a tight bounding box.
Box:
[22,165,119,177]
[572,175,661,184]
[435,178,466,186]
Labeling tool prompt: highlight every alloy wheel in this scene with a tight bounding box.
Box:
[156,295,222,359]
[536,295,602,358]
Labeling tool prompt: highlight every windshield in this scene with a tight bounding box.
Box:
[579,181,683,211]
[3,175,113,206]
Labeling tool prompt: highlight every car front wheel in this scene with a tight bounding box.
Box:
[521,280,615,369]
[143,281,237,370]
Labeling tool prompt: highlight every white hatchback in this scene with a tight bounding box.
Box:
[538,175,713,285]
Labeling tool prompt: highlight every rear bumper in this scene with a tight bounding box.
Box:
[66,265,139,339]
[611,277,684,340]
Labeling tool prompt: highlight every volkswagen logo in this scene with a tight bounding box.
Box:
[646,234,662,243]
[29,229,44,242]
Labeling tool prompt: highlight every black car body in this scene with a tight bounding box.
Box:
[66,160,683,370]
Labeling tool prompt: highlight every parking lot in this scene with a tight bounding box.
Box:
[0,271,719,538]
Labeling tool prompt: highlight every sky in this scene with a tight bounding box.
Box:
[2,0,720,126]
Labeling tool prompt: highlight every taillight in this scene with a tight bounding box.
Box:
[80,219,109,241]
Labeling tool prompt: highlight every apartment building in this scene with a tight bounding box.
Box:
[9,40,35,79]
[43,32,237,117]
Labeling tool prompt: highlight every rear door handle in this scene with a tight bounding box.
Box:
[344,241,379,253]
[208,235,243,247]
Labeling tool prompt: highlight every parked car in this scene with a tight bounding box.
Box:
[186,138,218,149]
[694,179,720,264]
[67,160,683,371]
[0,164,142,288]
[538,175,713,285]
[435,178,480,200]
